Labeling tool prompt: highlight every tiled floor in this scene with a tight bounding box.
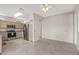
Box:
[2,39,79,55]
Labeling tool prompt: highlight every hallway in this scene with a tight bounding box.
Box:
[2,39,78,55]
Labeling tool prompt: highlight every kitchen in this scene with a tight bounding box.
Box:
[0,15,33,54]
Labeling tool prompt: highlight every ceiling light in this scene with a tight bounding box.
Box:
[41,4,52,13]
[42,7,48,13]
[14,12,23,17]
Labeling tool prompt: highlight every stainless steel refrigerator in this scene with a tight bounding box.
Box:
[23,24,29,40]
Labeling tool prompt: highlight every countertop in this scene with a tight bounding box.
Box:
[0,29,23,32]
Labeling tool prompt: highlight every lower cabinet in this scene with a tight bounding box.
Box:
[0,35,2,54]
[16,32,23,38]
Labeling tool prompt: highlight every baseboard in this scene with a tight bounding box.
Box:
[42,37,73,44]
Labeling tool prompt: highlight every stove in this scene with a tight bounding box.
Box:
[7,30,16,38]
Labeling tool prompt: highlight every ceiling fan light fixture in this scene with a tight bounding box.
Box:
[41,4,52,13]
[42,7,48,13]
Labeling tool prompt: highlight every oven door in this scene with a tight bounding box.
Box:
[8,32,16,38]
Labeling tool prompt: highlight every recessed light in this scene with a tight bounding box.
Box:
[14,12,23,17]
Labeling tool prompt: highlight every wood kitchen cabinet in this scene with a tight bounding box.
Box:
[0,35,2,53]
[0,20,24,40]
[16,31,23,38]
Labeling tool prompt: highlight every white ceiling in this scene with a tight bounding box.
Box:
[0,4,77,20]
[36,4,77,17]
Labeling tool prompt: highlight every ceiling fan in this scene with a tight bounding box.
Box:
[41,4,52,13]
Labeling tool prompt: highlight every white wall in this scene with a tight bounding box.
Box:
[73,9,78,45]
[33,13,43,41]
[27,20,33,42]
[75,6,79,52]
[42,12,74,43]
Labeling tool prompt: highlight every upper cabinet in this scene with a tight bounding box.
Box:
[0,20,24,29]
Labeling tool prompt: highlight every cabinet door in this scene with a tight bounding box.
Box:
[0,35,2,53]
[16,32,23,38]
